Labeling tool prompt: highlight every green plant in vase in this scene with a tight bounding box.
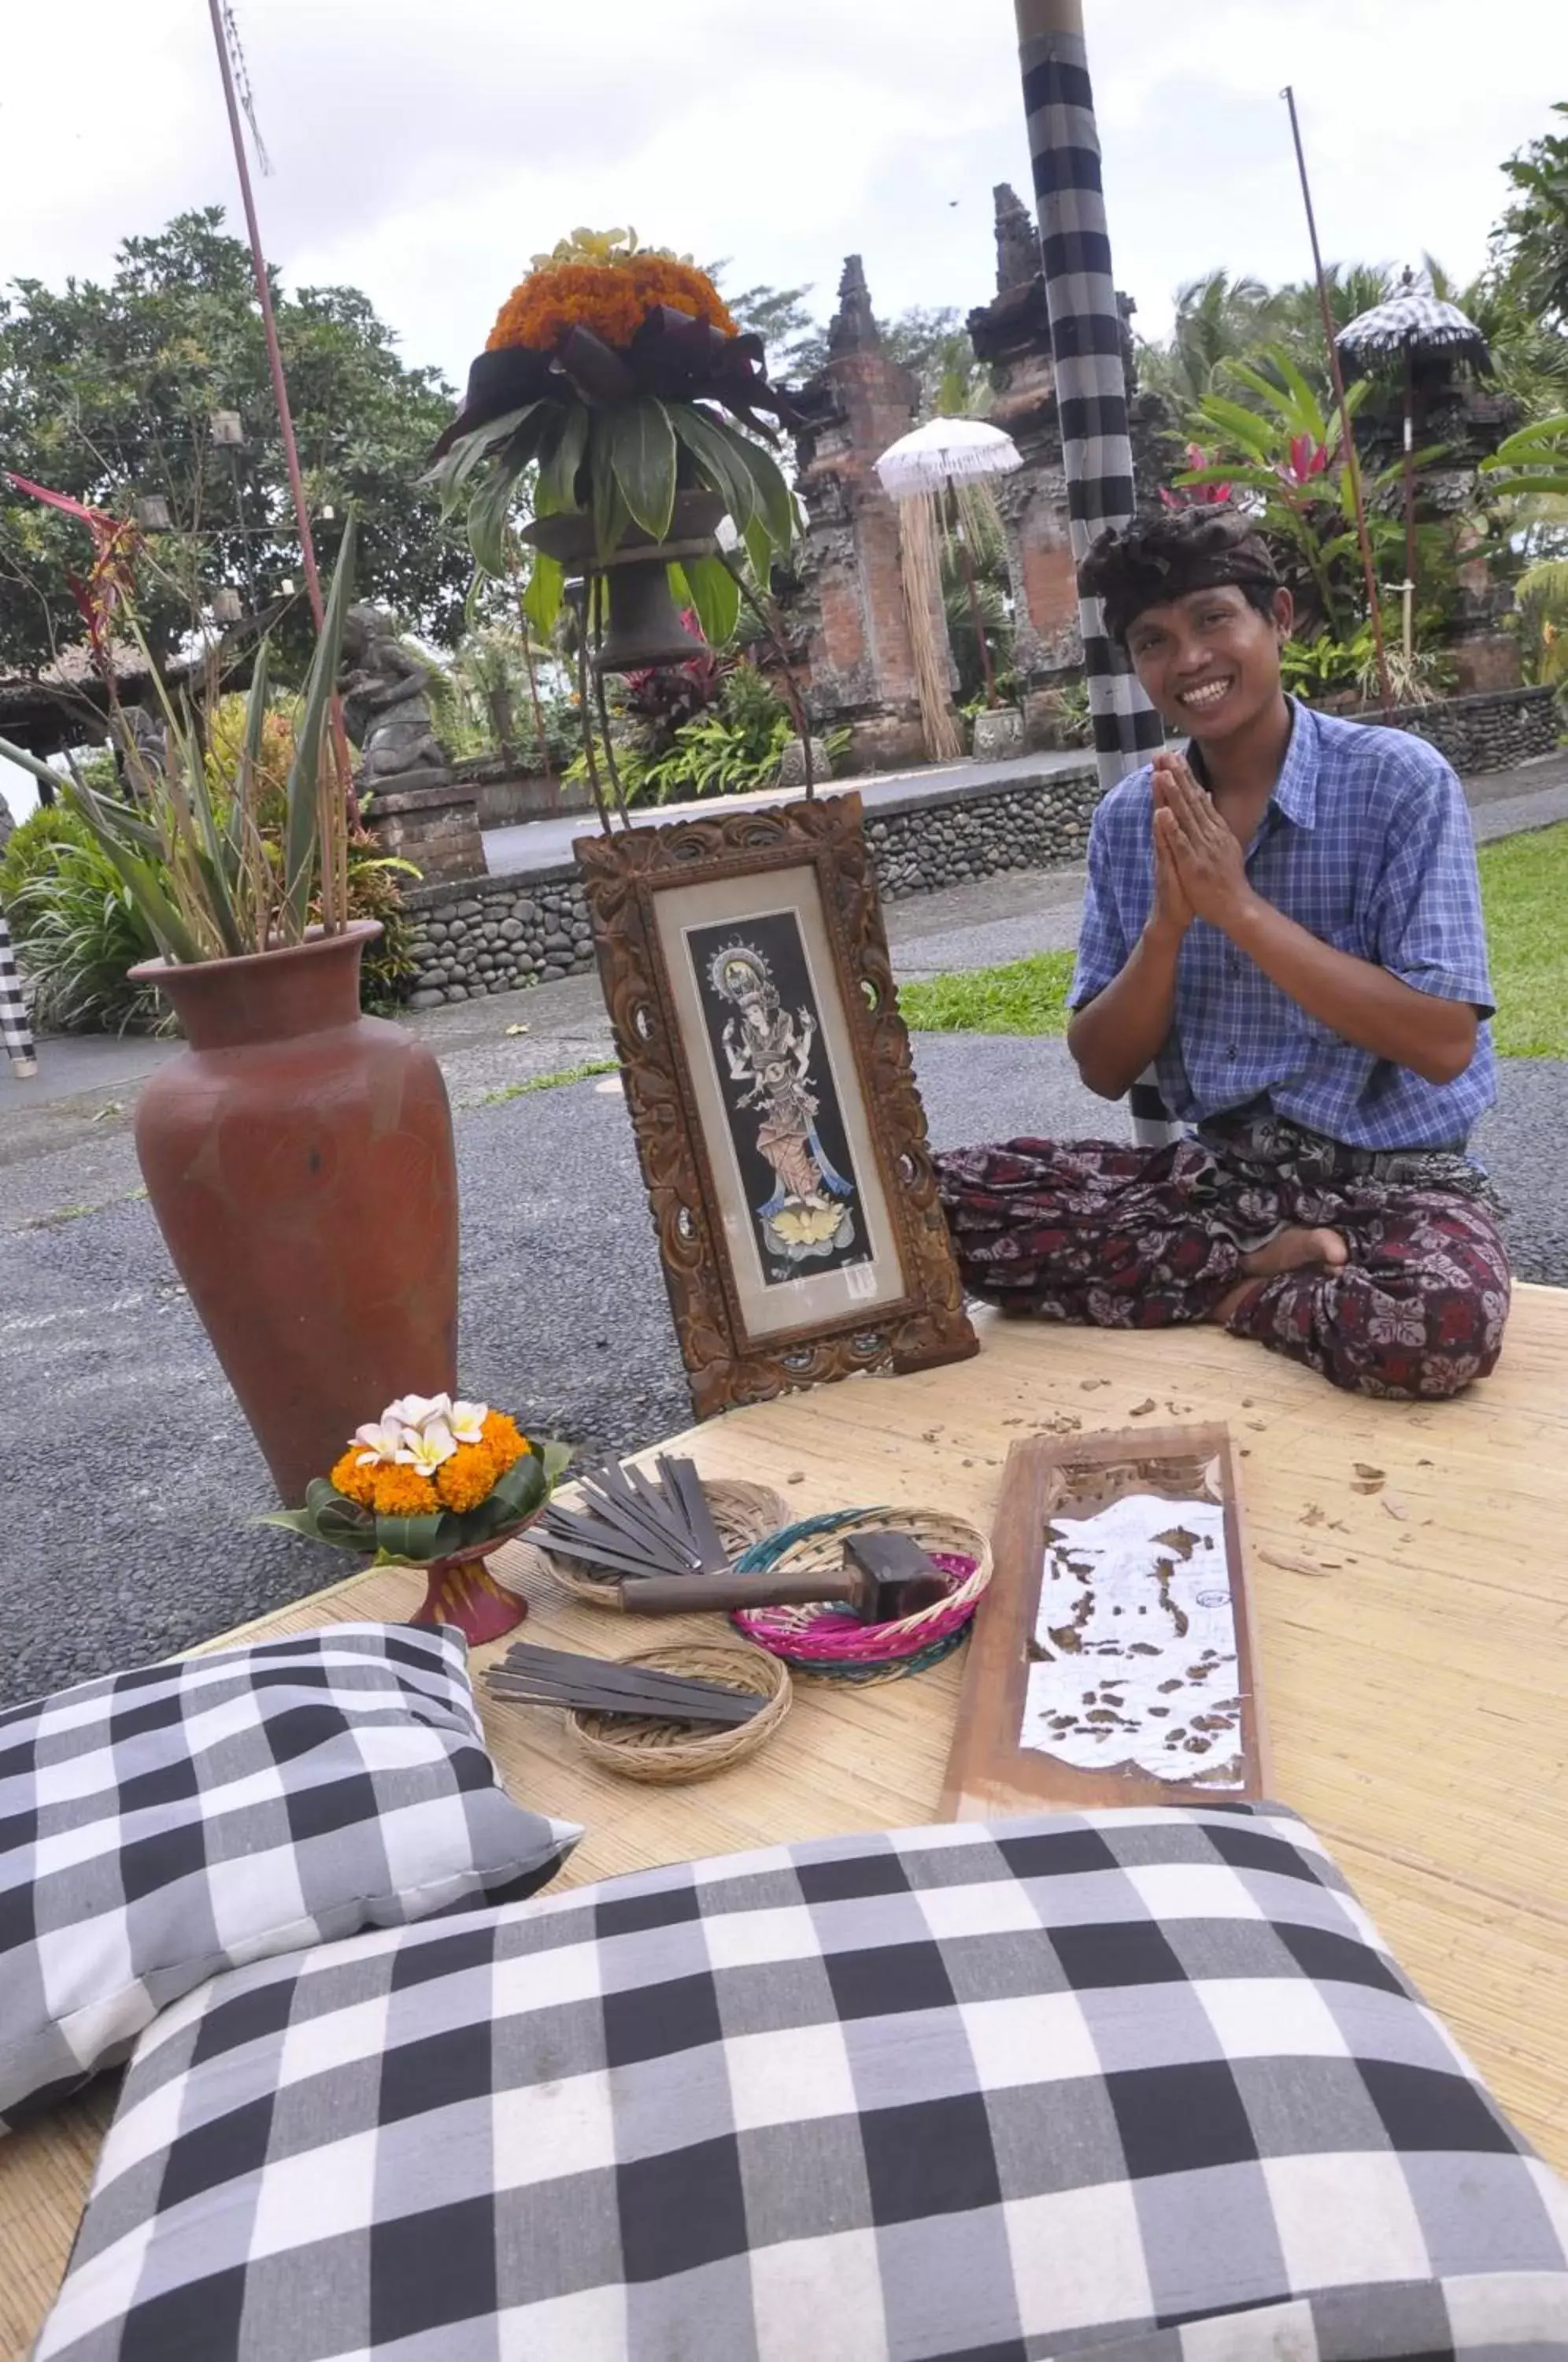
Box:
[423,228,804,675]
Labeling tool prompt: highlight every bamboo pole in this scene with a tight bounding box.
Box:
[1281,85,1394,717]
[205,0,361,853]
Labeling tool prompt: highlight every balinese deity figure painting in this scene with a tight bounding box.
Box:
[687,918,871,1287]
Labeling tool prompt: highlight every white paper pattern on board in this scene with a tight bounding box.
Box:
[1019,1493,1244,1787]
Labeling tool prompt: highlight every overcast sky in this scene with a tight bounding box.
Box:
[0,0,1557,816]
[1,0,1555,385]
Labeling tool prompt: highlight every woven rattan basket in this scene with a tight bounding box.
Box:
[566,1642,790,1783]
[508,1477,790,1610]
[730,1504,992,1683]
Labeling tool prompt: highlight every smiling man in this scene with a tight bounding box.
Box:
[934,507,1510,1400]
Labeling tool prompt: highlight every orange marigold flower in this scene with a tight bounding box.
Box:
[371,1464,440,1518]
[481,1411,531,1472]
[437,1441,498,1513]
[330,1449,376,1508]
[486,255,736,355]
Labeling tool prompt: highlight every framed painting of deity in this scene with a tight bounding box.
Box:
[574,794,978,1418]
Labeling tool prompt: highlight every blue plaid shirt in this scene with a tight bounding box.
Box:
[1069,699,1496,1150]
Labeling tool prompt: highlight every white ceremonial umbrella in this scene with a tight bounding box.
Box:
[1337,271,1492,658]
[875,419,1023,709]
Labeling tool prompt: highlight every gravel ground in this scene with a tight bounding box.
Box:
[3,1027,1564,1710]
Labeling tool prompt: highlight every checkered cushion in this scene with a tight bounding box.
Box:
[0,1623,580,2135]
[37,1805,1568,2360]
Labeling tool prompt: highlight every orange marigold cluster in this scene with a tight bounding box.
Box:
[330,1449,377,1508]
[369,1464,441,1518]
[481,1410,531,1472]
[486,256,736,355]
[436,1442,498,1514]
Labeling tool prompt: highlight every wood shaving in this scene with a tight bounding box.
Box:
[1259,1548,1335,1577]
[1381,1494,1409,1520]
[1129,1399,1156,1417]
[1353,1463,1386,1481]
[1300,1505,1325,1527]
[1351,1478,1385,1495]
[1246,1420,1267,1432]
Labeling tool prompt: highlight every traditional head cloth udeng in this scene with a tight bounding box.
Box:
[1078,509,1281,645]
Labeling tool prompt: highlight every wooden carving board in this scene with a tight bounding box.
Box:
[941,1423,1270,1819]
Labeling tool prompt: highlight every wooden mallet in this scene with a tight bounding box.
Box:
[620,1531,951,1622]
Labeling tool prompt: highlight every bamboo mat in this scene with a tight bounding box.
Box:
[4,1286,1566,2356]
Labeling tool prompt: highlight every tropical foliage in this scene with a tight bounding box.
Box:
[568,659,792,806]
[0,210,469,679]
[1494,105,1568,330]
[1170,348,1434,642]
[0,498,357,964]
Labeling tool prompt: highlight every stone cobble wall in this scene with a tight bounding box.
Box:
[1360,684,1558,775]
[403,873,597,1010]
[401,766,1104,1005]
[398,686,1562,1005]
[866,768,1100,901]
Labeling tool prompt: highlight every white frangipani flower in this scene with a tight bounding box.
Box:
[448,1400,489,1446]
[353,1418,406,1467]
[397,1418,457,1475]
[385,1393,453,1434]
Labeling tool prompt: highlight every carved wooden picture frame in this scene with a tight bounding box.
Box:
[575,794,977,1419]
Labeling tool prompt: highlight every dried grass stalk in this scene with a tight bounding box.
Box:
[897,491,962,763]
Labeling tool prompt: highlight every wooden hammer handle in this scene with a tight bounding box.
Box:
[622,1569,857,1616]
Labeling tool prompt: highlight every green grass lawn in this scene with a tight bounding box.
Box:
[897,821,1568,1059]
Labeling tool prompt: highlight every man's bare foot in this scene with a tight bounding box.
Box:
[1207,1226,1348,1327]
[1240,1224,1348,1282]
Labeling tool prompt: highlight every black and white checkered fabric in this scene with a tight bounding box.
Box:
[1337,290,1491,365]
[0,1623,580,2135]
[38,1805,1568,2360]
[0,909,35,1073]
[1016,9,1173,1146]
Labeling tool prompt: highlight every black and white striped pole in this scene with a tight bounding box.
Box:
[1014,0,1173,1144]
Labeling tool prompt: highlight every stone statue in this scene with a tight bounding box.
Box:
[339,605,448,788]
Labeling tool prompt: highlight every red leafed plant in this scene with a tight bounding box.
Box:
[1278,434,1329,487]
[5,472,145,660]
[1159,445,1233,511]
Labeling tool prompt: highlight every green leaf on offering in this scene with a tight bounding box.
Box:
[523,550,564,639]
[536,402,589,516]
[682,553,741,646]
[610,398,678,540]
[731,435,797,555]
[671,405,756,535]
[372,1509,446,1560]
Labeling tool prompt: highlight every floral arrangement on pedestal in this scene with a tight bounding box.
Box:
[424,228,803,657]
[265,1392,571,1647]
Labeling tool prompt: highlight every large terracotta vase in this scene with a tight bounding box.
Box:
[130,922,458,1506]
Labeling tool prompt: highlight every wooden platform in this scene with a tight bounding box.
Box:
[5,1286,1567,2356]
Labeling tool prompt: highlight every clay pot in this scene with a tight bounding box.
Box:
[522,489,725,671]
[130,923,458,1507]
